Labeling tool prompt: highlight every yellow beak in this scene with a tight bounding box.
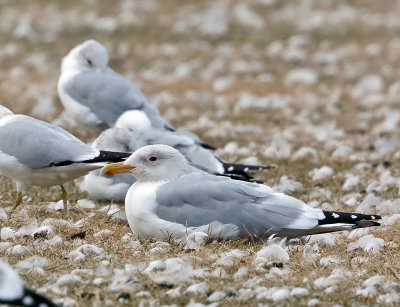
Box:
[100,161,135,176]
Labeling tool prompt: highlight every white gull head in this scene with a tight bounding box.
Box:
[93,127,137,152]
[115,110,152,132]
[61,40,108,73]
[124,145,192,182]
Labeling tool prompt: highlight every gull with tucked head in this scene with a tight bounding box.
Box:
[101,144,381,241]
[57,40,173,132]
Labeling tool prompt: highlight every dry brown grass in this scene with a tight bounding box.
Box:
[1,0,400,306]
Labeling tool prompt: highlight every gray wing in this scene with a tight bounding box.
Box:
[138,130,223,173]
[140,130,196,148]
[0,115,99,169]
[62,69,173,130]
[155,173,324,238]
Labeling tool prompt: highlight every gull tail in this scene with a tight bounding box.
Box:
[276,211,381,238]
[0,287,59,307]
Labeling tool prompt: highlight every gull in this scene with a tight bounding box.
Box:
[57,40,173,132]
[0,259,59,307]
[115,110,272,178]
[82,111,273,200]
[0,106,130,213]
[100,145,381,240]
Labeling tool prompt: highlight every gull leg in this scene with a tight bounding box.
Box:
[60,185,68,212]
[8,192,23,218]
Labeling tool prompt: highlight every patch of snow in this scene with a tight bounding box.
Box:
[291,287,309,296]
[94,229,113,238]
[352,75,384,98]
[234,267,249,279]
[263,139,292,159]
[7,244,28,255]
[265,267,291,279]
[292,147,318,161]
[0,208,7,220]
[254,244,290,264]
[108,270,139,292]
[165,286,181,298]
[320,256,342,267]
[56,274,83,286]
[356,194,380,213]
[211,267,228,278]
[17,256,48,274]
[307,233,336,247]
[1,227,17,240]
[184,232,208,250]
[342,176,360,191]
[285,69,318,85]
[273,176,303,193]
[348,235,385,253]
[383,214,400,225]
[77,199,96,209]
[185,282,208,294]
[144,260,166,274]
[234,3,265,29]
[309,166,334,181]
[314,269,351,288]
[207,291,227,302]
[47,200,65,211]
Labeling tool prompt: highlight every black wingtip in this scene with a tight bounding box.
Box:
[319,210,382,226]
[53,151,132,167]
[200,142,216,150]
[222,162,276,177]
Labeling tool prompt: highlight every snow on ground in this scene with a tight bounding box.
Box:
[0,0,400,306]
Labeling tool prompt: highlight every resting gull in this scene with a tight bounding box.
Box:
[0,106,130,213]
[82,111,273,200]
[100,145,381,240]
[0,259,59,307]
[57,39,173,132]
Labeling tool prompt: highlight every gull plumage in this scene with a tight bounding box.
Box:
[0,105,130,213]
[57,40,173,132]
[82,110,273,200]
[100,145,381,240]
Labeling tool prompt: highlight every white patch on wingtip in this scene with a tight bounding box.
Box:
[332,213,339,218]
[351,215,357,219]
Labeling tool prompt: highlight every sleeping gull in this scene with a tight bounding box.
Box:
[100,145,381,240]
[82,111,273,200]
[115,110,273,178]
[0,105,130,214]
[57,40,173,132]
[0,259,58,306]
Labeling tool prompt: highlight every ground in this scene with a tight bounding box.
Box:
[1,0,400,306]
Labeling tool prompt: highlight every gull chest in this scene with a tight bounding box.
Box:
[125,181,165,221]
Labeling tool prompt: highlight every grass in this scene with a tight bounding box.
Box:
[1,0,400,306]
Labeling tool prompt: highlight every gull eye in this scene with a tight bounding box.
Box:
[149,156,158,162]
[87,59,92,65]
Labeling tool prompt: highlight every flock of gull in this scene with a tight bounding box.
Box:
[0,40,381,306]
